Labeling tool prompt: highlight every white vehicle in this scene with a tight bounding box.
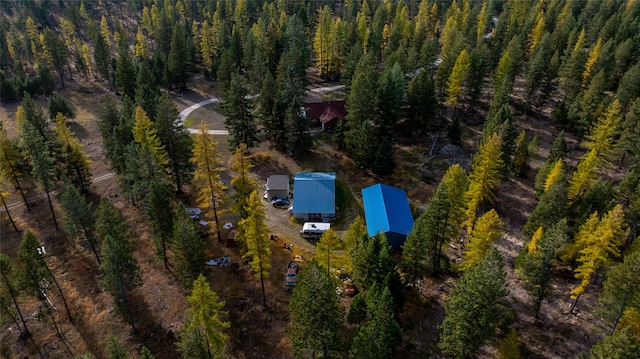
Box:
[300,222,330,238]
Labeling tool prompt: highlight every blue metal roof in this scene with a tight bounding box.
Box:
[362,184,414,241]
[292,172,336,214]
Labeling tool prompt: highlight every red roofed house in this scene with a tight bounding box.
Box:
[304,101,347,131]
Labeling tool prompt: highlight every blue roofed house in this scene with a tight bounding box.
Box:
[292,172,336,221]
[362,184,414,250]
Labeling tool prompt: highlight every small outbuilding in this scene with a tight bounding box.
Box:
[227,229,238,247]
[362,183,414,250]
[265,175,290,200]
[292,172,336,221]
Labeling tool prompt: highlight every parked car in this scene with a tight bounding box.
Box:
[285,261,298,288]
[272,198,290,208]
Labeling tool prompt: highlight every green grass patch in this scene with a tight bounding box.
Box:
[187,102,226,130]
[335,178,361,229]
[335,178,351,213]
[183,117,195,128]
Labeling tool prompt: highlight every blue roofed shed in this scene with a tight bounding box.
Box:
[292,172,336,221]
[362,184,414,250]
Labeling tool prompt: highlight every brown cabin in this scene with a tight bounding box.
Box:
[304,101,347,131]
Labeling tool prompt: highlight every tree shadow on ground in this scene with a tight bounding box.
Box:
[131,291,179,359]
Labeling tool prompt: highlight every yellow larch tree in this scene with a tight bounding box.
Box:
[100,16,111,50]
[26,17,42,61]
[460,0,471,31]
[229,144,257,219]
[527,12,545,56]
[583,99,623,165]
[464,133,504,231]
[141,6,154,38]
[175,0,186,25]
[415,0,438,39]
[476,1,488,43]
[199,20,215,71]
[135,26,146,58]
[439,1,461,62]
[81,42,92,77]
[234,0,248,34]
[460,209,504,271]
[527,226,543,253]
[493,49,512,91]
[151,4,160,30]
[182,274,230,358]
[316,228,344,276]
[561,211,600,264]
[238,190,271,307]
[583,37,603,86]
[61,19,76,51]
[544,159,564,192]
[395,2,412,45]
[570,205,628,312]
[443,164,470,238]
[356,0,370,51]
[313,5,333,78]
[132,106,168,166]
[573,28,585,52]
[567,149,599,200]
[191,123,227,243]
[447,49,471,106]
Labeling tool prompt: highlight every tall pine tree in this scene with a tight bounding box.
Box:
[178,274,230,358]
[238,191,271,306]
[460,209,504,271]
[173,202,206,289]
[439,248,511,358]
[191,123,226,242]
[287,259,342,359]
[155,93,193,193]
[221,74,258,151]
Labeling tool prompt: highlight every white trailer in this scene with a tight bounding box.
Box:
[300,222,330,238]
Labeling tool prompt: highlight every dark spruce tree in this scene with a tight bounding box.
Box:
[48,93,75,120]
[597,248,640,334]
[221,74,258,151]
[0,254,30,336]
[19,230,73,322]
[173,202,207,289]
[349,285,402,359]
[406,69,437,132]
[523,180,569,237]
[438,249,511,358]
[136,62,160,120]
[516,220,568,317]
[402,183,452,279]
[60,184,100,264]
[145,179,174,270]
[100,233,141,331]
[155,93,193,193]
[167,24,192,90]
[287,260,341,359]
[20,121,58,230]
[583,327,640,359]
[115,40,136,100]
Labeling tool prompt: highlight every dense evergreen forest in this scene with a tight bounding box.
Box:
[1,0,640,358]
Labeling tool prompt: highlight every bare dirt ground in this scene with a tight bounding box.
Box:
[1,71,608,359]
